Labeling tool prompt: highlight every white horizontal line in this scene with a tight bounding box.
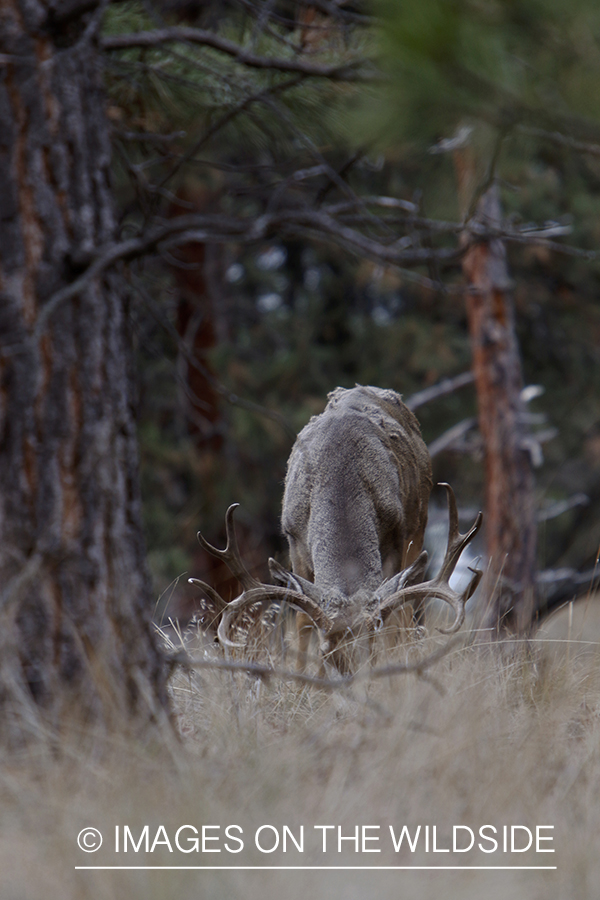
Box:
[75,866,557,871]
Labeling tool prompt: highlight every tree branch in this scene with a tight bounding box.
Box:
[519,125,600,158]
[428,418,478,459]
[156,75,304,190]
[406,371,475,411]
[167,637,458,690]
[101,27,370,80]
[33,205,594,341]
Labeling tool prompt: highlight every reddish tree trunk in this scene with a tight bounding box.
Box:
[458,179,538,634]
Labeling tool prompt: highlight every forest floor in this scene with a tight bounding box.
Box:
[2,597,600,900]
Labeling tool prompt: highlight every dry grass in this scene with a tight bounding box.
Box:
[2,599,600,900]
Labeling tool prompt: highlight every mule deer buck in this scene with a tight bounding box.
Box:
[193,386,482,673]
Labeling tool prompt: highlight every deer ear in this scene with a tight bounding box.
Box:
[377,550,428,599]
[268,558,323,602]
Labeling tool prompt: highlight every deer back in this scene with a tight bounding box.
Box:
[282,386,433,605]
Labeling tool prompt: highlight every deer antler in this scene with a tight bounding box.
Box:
[269,557,323,603]
[197,503,261,592]
[195,505,334,649]
[216,583,334,649]
[376,484,483,634]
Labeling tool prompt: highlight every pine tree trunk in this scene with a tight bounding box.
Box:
[456,170,538,634]
[0,1,169,743]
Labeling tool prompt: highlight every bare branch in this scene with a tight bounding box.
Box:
[519,125,600,158]
[76,0,111,47]
[537,493,590,522]
[33,203,594,342]
[406,371,475,411]
[536,567,600,615]
[500,233,597,259]
[167,636,458,690]
[115,129,187,144]
[428,418,478,459]
[293,0,373,26]
[101,27,370,80]
[272,208,463,264]
[156,74,304,190]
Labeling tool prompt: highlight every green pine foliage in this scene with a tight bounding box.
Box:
[374,0,600,141]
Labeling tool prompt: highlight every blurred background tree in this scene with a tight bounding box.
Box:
[369,0,600,628]
[102,0,600,632]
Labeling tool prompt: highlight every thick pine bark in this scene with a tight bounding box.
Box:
[457,178,538,634]
[0,1,169,742]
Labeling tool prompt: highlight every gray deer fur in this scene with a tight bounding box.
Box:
[274,385,433,670]
[282,385,432,605]
[197,385,482,675]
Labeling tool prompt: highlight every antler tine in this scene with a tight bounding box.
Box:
[196,506,334,651]
[437,484,483,584]
[374,550,429,605]
[375,488,483,634]
[197,503,260,592]
[269,557,323,603]
[188,577,230,633]
[188,577,229,612]
[435,566,483,634]
[427,485,482,633]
